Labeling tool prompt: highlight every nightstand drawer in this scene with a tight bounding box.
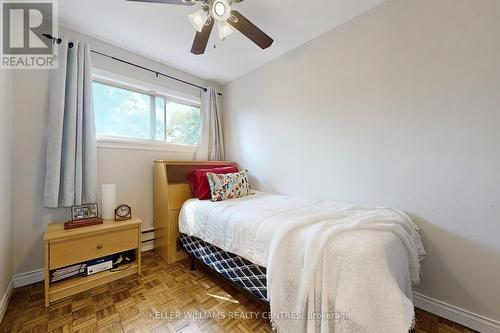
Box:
[49,227,138,269]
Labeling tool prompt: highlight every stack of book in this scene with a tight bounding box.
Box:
[51,263,87,283]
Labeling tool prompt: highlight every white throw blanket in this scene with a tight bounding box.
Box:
[267,206,425,333]
[179,192,426,332]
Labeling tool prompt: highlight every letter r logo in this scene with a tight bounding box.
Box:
[2,1,53,55]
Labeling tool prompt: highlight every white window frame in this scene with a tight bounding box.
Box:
[92,69,201,153]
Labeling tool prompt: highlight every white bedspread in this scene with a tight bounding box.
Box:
[179,192,426,333]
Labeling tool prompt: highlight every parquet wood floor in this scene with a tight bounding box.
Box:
[0,251,476,333]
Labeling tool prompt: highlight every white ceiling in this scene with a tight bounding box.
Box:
[59,0,385,84]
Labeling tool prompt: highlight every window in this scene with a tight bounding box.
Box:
[93,80,201,147]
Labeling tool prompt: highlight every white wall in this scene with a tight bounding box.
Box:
[11,25,218,275]
[0,70,14,309]
[223,0,500,323]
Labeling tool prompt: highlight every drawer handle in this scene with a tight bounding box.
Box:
[96,244,103,250]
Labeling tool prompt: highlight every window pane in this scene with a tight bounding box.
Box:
[165,101,201,145]
[93,82,152,140]
[155,97,166,141]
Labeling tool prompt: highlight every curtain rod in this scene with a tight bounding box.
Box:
[43,34,222,96]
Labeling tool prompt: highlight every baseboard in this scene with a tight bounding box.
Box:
[0,276,14,323]
[13,269,44,288]
[413,292,500,333]
[141,240,154,252]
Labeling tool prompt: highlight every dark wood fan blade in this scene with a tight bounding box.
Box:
[126,0,194,5]
[228,10,273,49]
[232,0,244,2]
[191,18,214,55]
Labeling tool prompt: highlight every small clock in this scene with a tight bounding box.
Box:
[114,204,132,221]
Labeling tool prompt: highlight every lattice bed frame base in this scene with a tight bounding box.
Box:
[179,233,269,304]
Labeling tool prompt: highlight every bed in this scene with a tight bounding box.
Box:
[154,161,426,333]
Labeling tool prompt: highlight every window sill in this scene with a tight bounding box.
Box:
[97,137,197,154]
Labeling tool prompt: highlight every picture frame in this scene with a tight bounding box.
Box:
[70,203,99,222]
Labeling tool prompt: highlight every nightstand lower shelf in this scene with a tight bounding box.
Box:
[49,263,138,303]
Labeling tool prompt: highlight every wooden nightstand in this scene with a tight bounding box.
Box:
[43,217,142,307]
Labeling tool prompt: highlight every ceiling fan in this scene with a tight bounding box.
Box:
[127,0,274,55]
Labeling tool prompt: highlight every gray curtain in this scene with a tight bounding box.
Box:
[195,87,225,161]
[43,40,97,208]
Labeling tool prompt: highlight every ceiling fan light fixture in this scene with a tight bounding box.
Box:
[211,0,230,21]
[188,9,208,32]
[131,0,274,54]
[217,21,233,40]
[214,2,225,15]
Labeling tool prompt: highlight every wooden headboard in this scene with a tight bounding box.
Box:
[153,160,237,263]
